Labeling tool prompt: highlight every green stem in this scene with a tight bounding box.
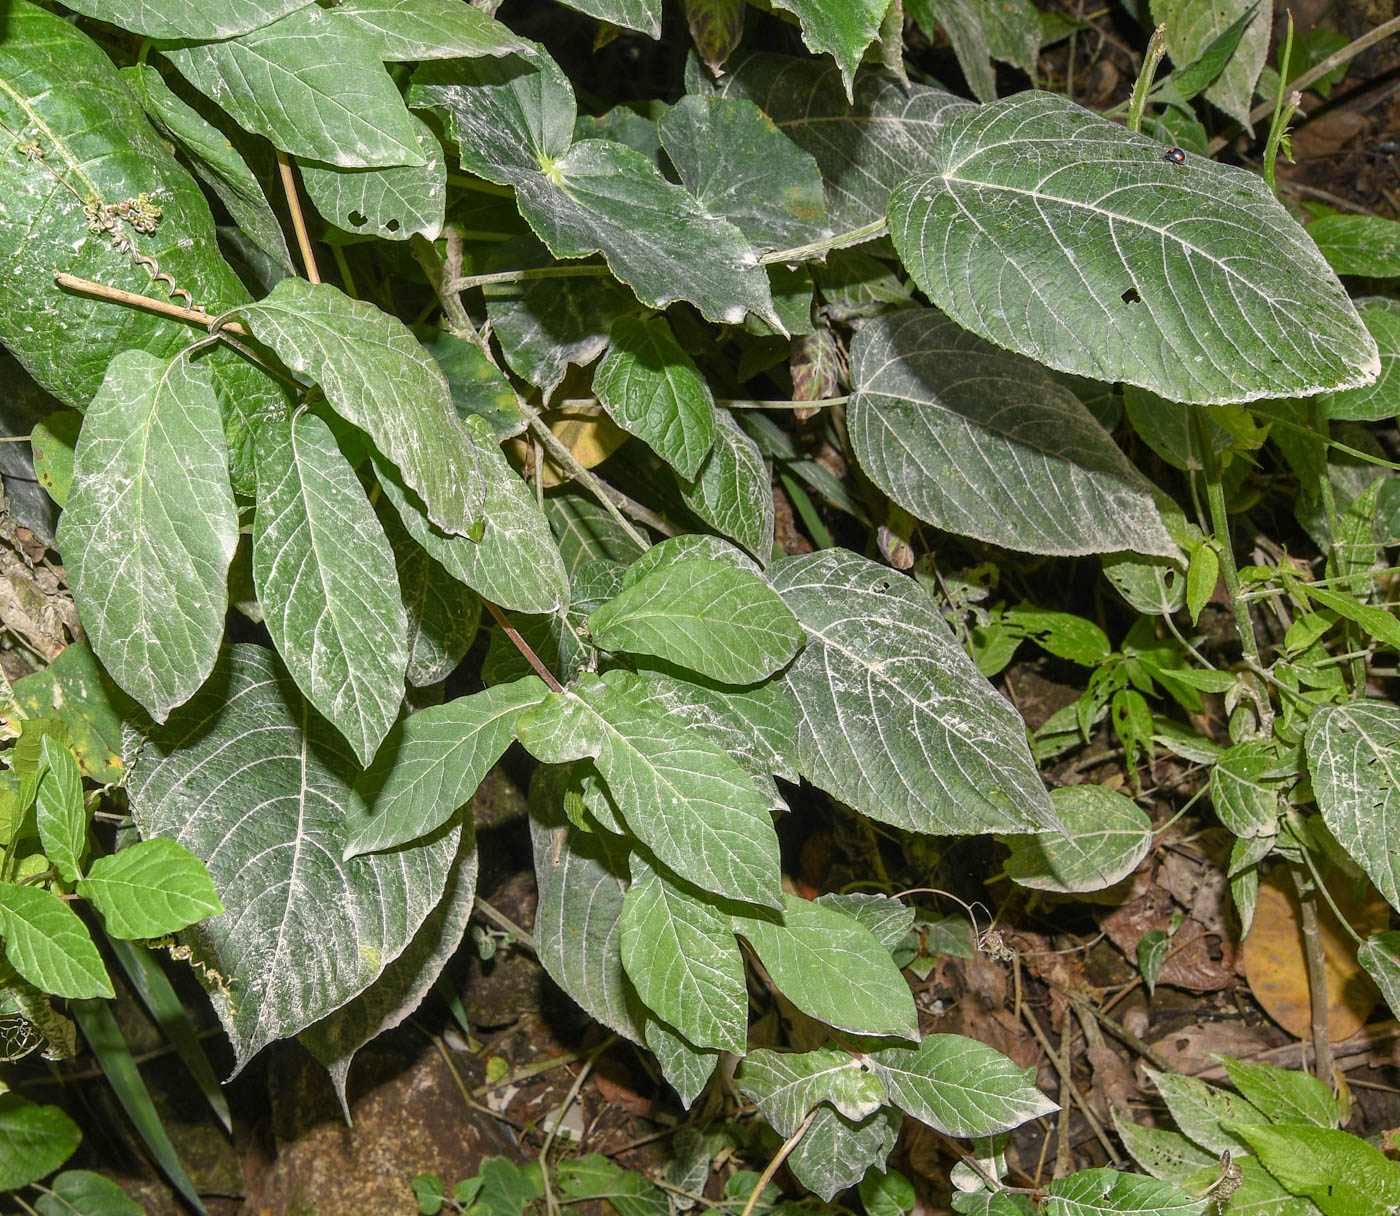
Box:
[760,219,887,265]
[1307,396,1366,695]
[1289,861,1338,1089]
[446,264,612,292]
[447,172,516,198]
[1126,24,1170,133]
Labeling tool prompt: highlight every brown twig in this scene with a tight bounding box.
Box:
[739,1108,818,1216]
[481,600,564,693]
[1020,1005,1125,1169]
[277,150,320,284]
[53,271,250,335]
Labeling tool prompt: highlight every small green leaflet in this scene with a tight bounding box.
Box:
[1358,931,1400,1019]
[1042,1168,1206,1216]
[765,0,887,96]
[254,415,409,766]
[235,278,485,538]
[35,737,86,884]
[334,0,525,60]
[732,895,918,1039]
[77,838,224,939]
[738,1044,887,1133]
[590,558,805,685]
[56,351,237,723]
[0,882,112,999]
[645,1016,720,1107]
[516,673,783,909]
[1217,1055,1339,1128]
[0,1095,82,1191]
[1001,785,1153,893]
[35,1169,144,1216]
[345,677,548,858]
[788,1106,901,1202]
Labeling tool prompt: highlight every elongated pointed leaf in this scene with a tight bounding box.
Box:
[253,414,407,765]
[590,559,804,684]
[59,0,314,39]
[738,1044,887,1134]
[556,0,662,36]
[0,1096,81,1191]
[788,1106,901,1202]
[36,737,86,884]
[1225,1123,1400,1216]
[620,857,748,1053]
[765,0,887,95]
[1218,1056,1338,1128]
[908,0,996,103]
[1359,931,1400,1018]
[1001,784,1153,893]
[645,1016,720,1107]
[888,91,1379,404]
[236,279,483,537]
[126,644,461,1072]
[733,895,918,1038]
[770,550,1058,835]
[517,673,782,908]
[57,351,237,722]
[77,838,224,939]
[850,309,1175,556]
[678,410,774,560]
[164,6,426,169]
[346,677,547,857]
[866,1034,1057,1136]
[335,0,525,59]
[814,892,915,950]
[1306,701,1400,912]
[1145,1068,1262,1155]
[1152,0,1267,125]
[0,883,112,999]
[594,317,717,480]
[1043,1169,1206,1216]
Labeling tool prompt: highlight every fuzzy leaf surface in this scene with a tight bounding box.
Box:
[788,1107,901,1202]
[888,92,1379,404]
[1152,0,1267,126]
[764,0,887,94]
[1002,785,1153,892]
[59,0,314,38]
[77,839,224,939]
[1225,1124,1400,1216]
[738,1044,887,1134]
[335,0,524,59]
[1043,1169,1206,1216]
[678,411,775,560]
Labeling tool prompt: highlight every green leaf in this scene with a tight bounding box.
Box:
[126,644,463,1071]
[1111,1112,1218,1184]
[1210,741,1279,837]
[56,351,236,723]
[738,1044,887,1133]
[254,414,408,765]
[710,52,973,229]
[765,0,887,95]
[1358,931,1400,1018]
[123,64,294,273]
[300,114,446,242]
[865,1034,1057,1136]
[860,1168,917,1216]
[557,1155,669,1216]
[555,0,662,37]
[545,492,647,576]
[1167,2,1261,101]
[373,416,569,615]
[345,677,547,858]
[644,1016,720,1107]
[677,411,775,561]
[658,96,830,252]
[335,0,525,60]
[682,0,746,72]
[770,550,1058,835]
[590,558,804,684]
[1138,929,1169,995]
[163,6,426,169]
[516,673,782,908]
[620,856,748,1053]
[1226,1123,1400,1216]
[36,1170,144,1216]
[790,1106,902,1201]
[416,327,524,441]
[732,894,918,1038]
[1042,1168,1206,1216]
[1307,216,1400,279]
[59,0,314,39]
[1151,0,1266,125]
[814,893,915,950]
[0,882,112,999]
[973,0,1041,75]
[850,309,1175,557]
[594,317,717,480]
[1324,298,1400,423]
[1217,1055,1338,1128]
[1306,701,1400,912]
[13,642,133,786]
[31,411,79,512]
[1001,785,1153,893]
[1144,1067,1263,1155]
[77,838,223,939]
[411,53,779,328]
[35,737,86,884]
[235,278,484,538]
[908,0,997,103]
[1297,582,1400,650]
[0,1095,81,1191]
[888,92,1379,405]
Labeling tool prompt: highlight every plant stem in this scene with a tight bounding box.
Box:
[411,231,478,342]
[0,434,31,443]
[277,150,320,285]
[760,219,888,265]
[53,271,251,335]
[739,1108,818,1216]
[447,172,517,197]
[1126,24,1169,133]
[1289,862,1338,1090]
[474,895,537,951]
[481,600,563,694]
[446,264,612,293]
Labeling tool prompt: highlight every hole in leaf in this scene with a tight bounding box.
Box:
[386,218,401,233]
[1121,287,1141,304]
[348,211,368,228]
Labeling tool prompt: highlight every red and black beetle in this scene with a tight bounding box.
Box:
[1164,146,1187,165]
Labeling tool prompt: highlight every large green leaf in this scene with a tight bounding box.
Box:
[235,278,484,537]
[619,856,748,1053]
[1218,1056,1338,1128]
[765,0,887,95]
[345,677,547,858]
[865,1034,1057,1136]
[1225,1124,1400,1216]
[1306,701,1400,912]
[708,52,973,230]
[1042,1169,1206,1216]
[126,644,462,1072]
[123,64,294,274]
[334,0,525,59]
[516,672,782,908]
[0,883,112,1000]
[738,1044,887,1133]
[56,351,237,722]
[163,6,426,169]
[1152,0,1268,126]
[677,410,775,561]
[411,53,778,327]
[788,1106,901,1202]
[1144,1068,1262,1155]
[732,895,918,1038]
[555,0,662,35]
[888,92,1379,405]
[645,1017,720,1107]
[1307,216,1400,279]
[77,839,224,940]
[58,0,314,39]
[1112,1115,1217,1185]
[1001,785,1153,893]
[254,414,408,765]
[594,317,717,480]
[769,550,1058,835]
[850,309,1175,556]
[373,416,569,616]
[658,96,830,252]
[0,1096,81,1191]
[590,558,804,684]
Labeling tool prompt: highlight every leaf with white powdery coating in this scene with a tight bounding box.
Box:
[57,351,237,723]
[335,0,525,59]
[620,856,748,1054]
[888,92,1379,404]
[1306,701,1400,913]
[516,673,782,909]
[788,1106,901,1202]
[677,410,774,561]
[850,309,1175,557]
[345,676,548,858]
[254,414,408,766]
[77,838,223,939]
[0,883,112,999]
[1152,0,1267,127]
[1042,1169,1206,1216]
[770,549,1058,836]
[163,6,426,169]
[738,1044,887,1134]
[62,0,313,38]
[1001,784,1153,893]
[733,894,918,1039]
[126,644,462,1073]
[764,0,888,96]
[236,278,483,537]
[590,559,804,685]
